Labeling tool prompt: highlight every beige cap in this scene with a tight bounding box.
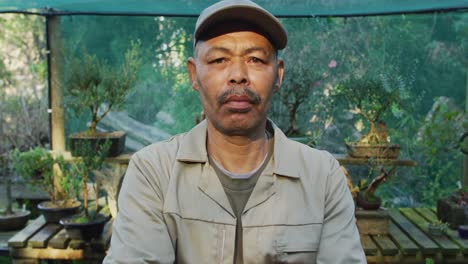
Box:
[194,0,287,50]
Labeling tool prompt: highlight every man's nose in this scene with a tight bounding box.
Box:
[228,60,249,85]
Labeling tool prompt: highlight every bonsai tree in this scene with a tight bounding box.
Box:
[65,42,141,135]
[0,151,31,230]
[58,140,110,240]
[73,140,110,220]
[356,166,397,210]
[333,75,411,145]
[10,147,80,207]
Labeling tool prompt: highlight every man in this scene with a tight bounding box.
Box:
[104,0,366,263]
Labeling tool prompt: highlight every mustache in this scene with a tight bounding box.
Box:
[217,87,262,105]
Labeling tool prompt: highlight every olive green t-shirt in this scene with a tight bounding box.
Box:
[210,138,273,264]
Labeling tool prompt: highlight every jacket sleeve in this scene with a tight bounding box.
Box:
[103,152,175,264]
[316,155,367,264]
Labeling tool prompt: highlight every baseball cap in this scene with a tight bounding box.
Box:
[194,0,287,50]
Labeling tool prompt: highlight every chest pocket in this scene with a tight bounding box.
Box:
[275,224,322,264]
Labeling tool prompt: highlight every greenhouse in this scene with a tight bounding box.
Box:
[0,0,467,263]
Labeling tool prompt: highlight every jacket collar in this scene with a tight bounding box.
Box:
[176,119,301,178]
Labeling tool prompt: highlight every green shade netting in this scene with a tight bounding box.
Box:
[0,0,467,16]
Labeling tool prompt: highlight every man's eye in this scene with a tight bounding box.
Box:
[209,58,226,64]
[249,57,264,64]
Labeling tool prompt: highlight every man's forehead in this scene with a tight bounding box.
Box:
[195,20,276,51]
[196,31,276,57]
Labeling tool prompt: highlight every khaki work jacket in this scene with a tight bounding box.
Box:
[104,120,366,263]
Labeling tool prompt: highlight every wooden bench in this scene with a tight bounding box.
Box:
[5,206,468,263]
[363,207,468,264]
[7,207,112,264]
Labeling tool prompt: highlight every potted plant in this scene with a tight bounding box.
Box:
[60,141,110,240]
[10,147,81,223]
[0,152,31,231]
[427,220,448,236]
[65,42,141,157]
[437,187,468,229]
[333,76,410,159]
[356,167,396,210]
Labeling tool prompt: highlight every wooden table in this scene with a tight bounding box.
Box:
[7,214,112,263]
[364,207,468,264]
[3,206,468,263]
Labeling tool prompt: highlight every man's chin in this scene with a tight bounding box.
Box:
[212,119,263,137]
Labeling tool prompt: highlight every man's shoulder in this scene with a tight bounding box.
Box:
[280,136,335,163]
[270,120,335,165]
[131,132,187,162]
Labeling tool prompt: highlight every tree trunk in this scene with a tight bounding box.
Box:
[2,158,13,215]
[83,173,88,217]
[94,182,99,212]
[286,103,300,136]
[88,118,97,134]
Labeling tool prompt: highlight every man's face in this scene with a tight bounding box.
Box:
[187,30,284,136]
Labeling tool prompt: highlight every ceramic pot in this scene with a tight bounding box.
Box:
[60,213,110,241]
[0,209,31,231]
[346,143,400,159]
[69,131,126,157]
[37,200,81,223]
[356,193,382,210]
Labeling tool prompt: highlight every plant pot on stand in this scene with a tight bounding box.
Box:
[0,154,30,231]
[60,135,111,241]
[65,43,140,158]
[60,213,110,240]
[69,131,126,157]
[437,190,468,229]
[346,142,400,159]
[37,200,81,223]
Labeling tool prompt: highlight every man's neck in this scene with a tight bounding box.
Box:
[206,122,269,174]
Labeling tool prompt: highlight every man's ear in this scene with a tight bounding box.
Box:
[187,57,199,91]
[274,59,284,93]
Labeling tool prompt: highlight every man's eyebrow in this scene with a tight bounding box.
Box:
[205,46,232,56]
[203,46,271,57]
[243,47,269,56]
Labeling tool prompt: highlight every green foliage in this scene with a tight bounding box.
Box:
[273,18,336,136]
[66,209,103,223]
[56,157,82,201]
[62,16,197,136]
[414,101,465,205]
[333,74,412,126]
[378,99,465,207]
[10,147,54,192]
[71,140,110,216]
[425,258,434,264]
[74,140,110,175]
[10,147,82,203]
[0,59,12,86]
[10,148,56,200]
[65,42,141,134]
[0,14,47,83]
[0,15,49,150]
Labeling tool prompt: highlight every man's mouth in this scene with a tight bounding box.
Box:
[224,95,253,112]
